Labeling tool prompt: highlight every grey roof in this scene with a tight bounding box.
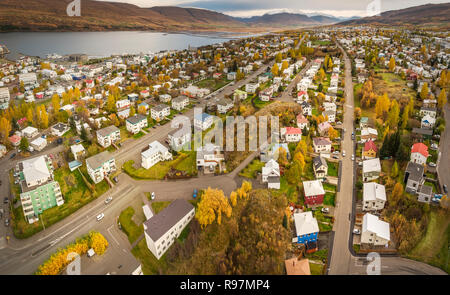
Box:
[143,199,194,242]
[267,176,280,184]
[313,156,328,171]
[153,104,170,112]
[217,97,233,106]
[419,184,433,196]
[172,96,189,103]
[97,125,119,137]
[405,161,424,182]
[86,151,113,170]
[52,122,68,133]
[412,128,433,136]
[126,114,147,125]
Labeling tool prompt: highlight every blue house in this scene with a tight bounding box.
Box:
[294,211,319,245]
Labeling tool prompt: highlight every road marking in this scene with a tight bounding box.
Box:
[107,225,120,246]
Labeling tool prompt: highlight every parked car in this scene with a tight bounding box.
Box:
[96,213,105,221]
[353,228,360,235]
[321,207,329,214]
[332,155,339,159]
[428,162,437,167]
[351,154,355,161]
[193,189,198,199]
[151,192,155,200]
[3,197,8,204]
[444,184,448,194]
[4,218,9,227]
[56,138,63,144]
[104,196,113,204]
[113,176,119,183]
[342,150,346,157]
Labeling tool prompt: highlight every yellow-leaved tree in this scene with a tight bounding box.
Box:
[90,232,108,255]
[196,187,232,228]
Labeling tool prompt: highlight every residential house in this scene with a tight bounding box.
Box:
[296,114,309,130]
[30,137,47,151]
[421,114,435,129]
[245,83,260,94]
[285,258,311,275]
[171,96,189,111]
[51,123,70,137]
[301,101,312,116]
[317,122,332,136]
[362,158,381,182]
[227,72,237,80]
[233,89,247,101]
[260,143,290,163]
[168,126,191,151]
[194,113,213,131]
[362,140,377,159]
[196,144,224,173]
[86,151,116,184]
[159,94,172,103]
[9,134,21,147]
[361,213,390,247]
[17,155,63,224]
[410,142,429,165]
[217,98,234,114]
[281,127,302,143]
[312,137,332,154]
[151,104,170,121]
[312,156,328,179]
[141,141,173,169]
[261,159,280,189]
[418,184,433,203]
[0,144,7,158]
[360,117,369,129]
[419,107,437,119]
[363,182,386,211]
[303,180,325,206]
[297,91,309,103]
[126,114,148,135]
[361,128,378,143]
[116,99,131,110]
[22,126,39,139]
[323,110,336,123]
[404,161,425,194]
[293,212,319,248]
[117,108,131,119]
[70,144,86,161]
[97,125,120,148]
[143,199,195,260]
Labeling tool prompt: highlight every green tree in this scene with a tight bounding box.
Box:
[19,137,29,151]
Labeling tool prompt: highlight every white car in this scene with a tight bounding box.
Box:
[321,207,330,214]
[428,162,437,167]
[96,213,105,221]
[104,196,113,204]
[353,228,361,235]
[151,192,155,200]
[351,154,355,161]
[342,150,346,157]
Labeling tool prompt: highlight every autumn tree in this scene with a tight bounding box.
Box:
[437,88,447,110]
[90,232,108,255]
[328,127,338,140]
[391,161,399,178]
[196,187,232,228]
[387,99,400,129]
[0,117,11,144]
[271,63,279,77]
[51,94,61,114]
[375,93,390,118]
[420,82,429,100]
[388,57,396,72]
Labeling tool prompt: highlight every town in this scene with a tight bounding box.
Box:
[0,25,448,276]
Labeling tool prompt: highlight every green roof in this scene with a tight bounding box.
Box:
[20,181,62,218]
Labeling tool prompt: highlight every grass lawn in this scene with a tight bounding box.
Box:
[408,209,450,273]
[119,126,133,142]
[323,183,336,192]
[119,207,143,244]
[373,70,416,107]
[309,262,324,275]
[314,210,333,232]
[195,78,230,91]
[253,97,273,109]
[306,249,328,261]
[133,131,145,139]
[327,161,339,177]
[132,239,168,275]
[239,159,264,179]
[151,201,171,214]
[323,192,336,206]
[123,152,196,180]
[12,167,109,239]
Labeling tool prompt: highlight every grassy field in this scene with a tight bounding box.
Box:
[323,192,336,206]
[12,167,109,239]
[151,201,171,214]
[123,152,196,180]
[119,207,143,244]
[373,70,416,106]
[408,209,450,273]
[239,159,264,179]
[195,78,230,91]
[323,183,336,193]
[327,161,339,177]
[309,262,324,275]
[132,239,168,275]
[133,131,145,139]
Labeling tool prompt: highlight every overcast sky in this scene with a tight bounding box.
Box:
[98,0,450,17]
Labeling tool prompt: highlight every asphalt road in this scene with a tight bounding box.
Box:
[437,103,450,193]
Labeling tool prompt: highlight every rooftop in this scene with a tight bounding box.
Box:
[86,151,114,170]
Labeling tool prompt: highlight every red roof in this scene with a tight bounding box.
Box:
[298,91,307,96]
[297,114,308,124]
[364,140,377,152]
[9,135,21,144]
[285,127,302,135]
[411,143,429,157]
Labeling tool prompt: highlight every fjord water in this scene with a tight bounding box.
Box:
[0,31,235,58]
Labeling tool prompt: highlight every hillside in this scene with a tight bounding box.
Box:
[339,3,450,27]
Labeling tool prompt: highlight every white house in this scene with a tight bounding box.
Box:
[312,137,332,153]
[96,125,120,148]
[217,98,234,114]
[262,159,280,189]
[116,99,131,110]
[126,114,148,135]
[86,151,116,184]
[281,127,302,143]
[301,101,312,116]
[151,104,170,121]
[159,94,172,103]
[30,137,47,151]
[168,126,191,151]
[141,141,173,169]
[70,144,86,161]
[245,83,260,94]
[143,199,195,260]
[196,144,224,173]
[362,158,381,182]
[194,113,214,131]
[363,182,386,211]
[51,123,70,137]
[22,126,39,139]
[297,114,309,130]
[410,143,429,165]
[361,213,390,247]
[421,114,435,129]
[171,96,189,111]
